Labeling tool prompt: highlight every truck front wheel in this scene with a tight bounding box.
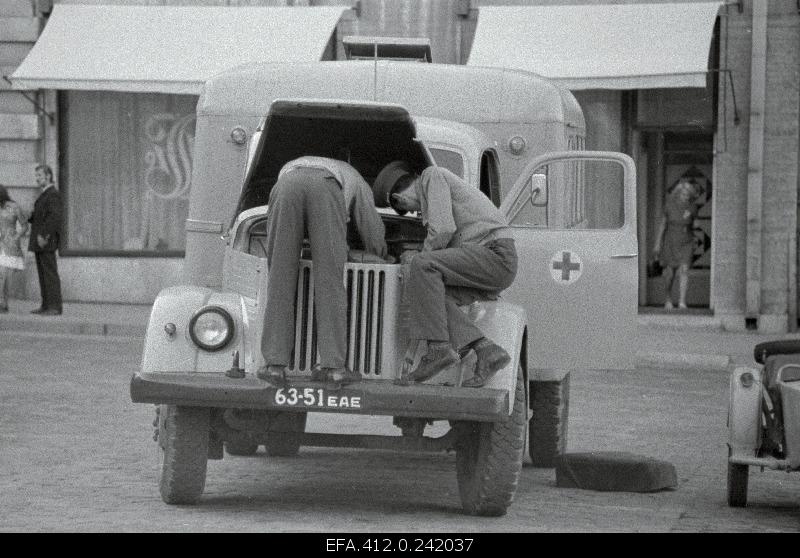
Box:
[159,405,210,505]
[455,365,526,517]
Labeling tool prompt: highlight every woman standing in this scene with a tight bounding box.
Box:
[0,184,29,313]
[653,179,704,310]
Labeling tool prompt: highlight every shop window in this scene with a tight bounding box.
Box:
[60,91,198,255]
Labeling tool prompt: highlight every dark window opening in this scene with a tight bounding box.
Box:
[237,115,429,218]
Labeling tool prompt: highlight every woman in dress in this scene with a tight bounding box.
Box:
[0,184,29,313]
[653,179,703,310]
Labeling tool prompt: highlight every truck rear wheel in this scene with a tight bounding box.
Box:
[455,365,526,517]
[727,449,749,507]
[159,405,210,505]
[528,373,570,467]
[224,440,259,456]
[265,412,307,457]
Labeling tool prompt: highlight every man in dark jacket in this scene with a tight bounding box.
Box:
[28,164,63,316]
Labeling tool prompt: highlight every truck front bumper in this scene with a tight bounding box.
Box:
[130,372,510,422]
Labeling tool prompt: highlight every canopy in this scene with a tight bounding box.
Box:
[467,2,723,90]
[10,4,346,94]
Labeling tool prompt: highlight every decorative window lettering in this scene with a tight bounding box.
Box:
[62,92,197,253]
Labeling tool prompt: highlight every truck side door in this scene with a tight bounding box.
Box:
[499,151,638,377]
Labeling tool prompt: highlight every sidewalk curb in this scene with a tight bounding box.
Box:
[3,312,736,373]
[637,314,721,330]
[635,351,731,372]
[0,316,145,338]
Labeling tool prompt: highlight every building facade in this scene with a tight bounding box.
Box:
[2,0,799,332]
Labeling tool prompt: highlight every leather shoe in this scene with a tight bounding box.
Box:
[462,341,510,388]
[256,364,287,386]
[407,345,460,383]
[30,307,46,314]
[40,308,62,316]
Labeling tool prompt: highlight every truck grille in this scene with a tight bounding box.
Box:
[289,260,403,378]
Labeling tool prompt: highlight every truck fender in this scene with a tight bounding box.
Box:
[141,286,247,375]
[466,300,527,415]
[728,366,763,457]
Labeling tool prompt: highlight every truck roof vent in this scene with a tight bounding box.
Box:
[343,35,432,63]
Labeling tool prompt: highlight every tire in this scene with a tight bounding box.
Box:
[224,440,259,456]
[455,365,526,517]
[265,412,307,457]
[159,405,210,505]
[528,373,570,468]
[727,449,749,508]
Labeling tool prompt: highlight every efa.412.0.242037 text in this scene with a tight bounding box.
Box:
[326,538,475,552]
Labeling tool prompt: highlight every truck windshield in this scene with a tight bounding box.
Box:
[429,148,464,178]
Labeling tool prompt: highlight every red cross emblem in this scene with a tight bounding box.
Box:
[550,251,582,284]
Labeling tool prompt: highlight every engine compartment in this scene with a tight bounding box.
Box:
[245,212,426,262]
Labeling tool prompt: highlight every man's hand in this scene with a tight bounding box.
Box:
[400,249,420,265]
[37,234,48,248]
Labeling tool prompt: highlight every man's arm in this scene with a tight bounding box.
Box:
[43,190,63,239]
[351,178,388,259]
[419,167,456,251]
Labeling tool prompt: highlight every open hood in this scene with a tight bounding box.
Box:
[237,99,428,214]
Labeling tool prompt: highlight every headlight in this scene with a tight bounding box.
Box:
[189,306,234,351]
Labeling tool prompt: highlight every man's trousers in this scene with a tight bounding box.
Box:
[34,251,62,311]
[0,266,11,307]
[260,168,349,369]
[403,238,517,350]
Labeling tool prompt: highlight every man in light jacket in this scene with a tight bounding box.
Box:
[373,161,518,387]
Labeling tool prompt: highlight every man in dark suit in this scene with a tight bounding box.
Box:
[28,164,63,316]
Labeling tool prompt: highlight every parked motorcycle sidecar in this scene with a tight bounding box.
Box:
[727,339,800,507]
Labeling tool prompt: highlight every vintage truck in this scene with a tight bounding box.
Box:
[130,61,638,516]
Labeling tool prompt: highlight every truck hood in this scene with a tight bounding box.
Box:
[237,99,427,215]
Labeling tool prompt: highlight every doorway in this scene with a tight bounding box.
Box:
[642,131,714,309]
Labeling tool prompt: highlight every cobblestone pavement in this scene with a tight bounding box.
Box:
[1,332,798,532]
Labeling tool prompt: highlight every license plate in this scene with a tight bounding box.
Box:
[272,387,364,410]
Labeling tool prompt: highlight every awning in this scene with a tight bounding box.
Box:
[467,2,723,90]
[10,4,346,94]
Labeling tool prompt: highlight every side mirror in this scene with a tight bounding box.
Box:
[531,173,548,207]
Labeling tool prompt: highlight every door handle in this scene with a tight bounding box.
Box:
[610,253,638,258]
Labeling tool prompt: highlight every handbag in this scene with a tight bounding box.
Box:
[646,259,663,278]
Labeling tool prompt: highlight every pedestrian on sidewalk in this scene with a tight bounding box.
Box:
[28,164,63,316]
[0,184,29,313]
[653,178,704,311]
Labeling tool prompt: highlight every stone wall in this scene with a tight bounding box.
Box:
[714,4,800,332]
